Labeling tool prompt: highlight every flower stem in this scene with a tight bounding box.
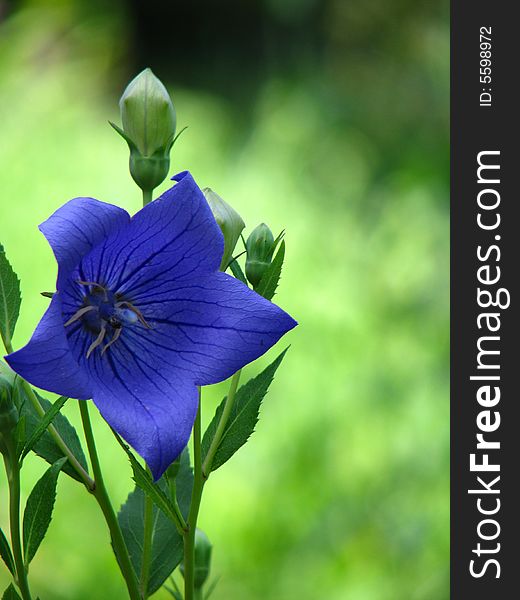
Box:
[78,401,141,600]
[142,189,153,206]
[139,468,154,598]
[184,389,203,600]
[4,447,33,600]
[202,370,241,478]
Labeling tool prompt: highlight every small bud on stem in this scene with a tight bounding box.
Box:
[111,68,179,197]
[245,223,284,288]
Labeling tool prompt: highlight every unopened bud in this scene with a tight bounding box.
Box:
[112,68,177,193]
[245,223,276,287]
[120,68,176,157]
[203,188,245,271]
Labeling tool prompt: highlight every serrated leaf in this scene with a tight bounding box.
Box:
[2,584,21,600]
[21,396,68,460]
[0,244,21,348]
[119,449,193,595]
[255,240,285,300]
[228,258,248,285]
[23,457,67,565]
[16,388,88,482]
[0,527,15,576]
[202,349,288,472]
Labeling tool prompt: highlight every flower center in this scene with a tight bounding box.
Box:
[64,281,151,358]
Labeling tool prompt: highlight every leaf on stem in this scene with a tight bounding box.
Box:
[0,527,15,576]
[228,258,248,285]
[202,348,288,473]
[14,386,88,482]
[0,244,21,349]
[118,449,193,595]
[164,577,183,600]
[22,457,67,566]
[114,433,187,533]
[204,576,221,600]
[255,240,285,300]
[21,396,68,460]
[2,584,21,600]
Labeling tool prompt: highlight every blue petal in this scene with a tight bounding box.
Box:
[122,271,297,386]
[78,171,224,294]
[39,197,130,289]
[4,294,92,399]
[85,343,199,480]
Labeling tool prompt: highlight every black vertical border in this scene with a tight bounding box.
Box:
[451,1,518,597]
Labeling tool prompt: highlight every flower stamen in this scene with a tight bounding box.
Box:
[115,301,152,329]
[64,305,97,327]
[77,280,108,301]
[86,325,107,359]
[101,327,122,356]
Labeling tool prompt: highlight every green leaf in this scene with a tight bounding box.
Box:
[228,258,248,285]
[22,457,67,565]
[21,396,68,460]
[114,434,186,531]
[2,584,21,600]
[204,576,221,599]
[14,415,26,458]
[0,527,15,576]
[15,387,88,482]
[164,578,183,600]
[0,244,21,348]
[255,240,285,300]
[118,449,193,595]
[202,348,288,472]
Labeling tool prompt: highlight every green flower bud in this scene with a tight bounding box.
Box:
[203,188,245,271]
[111,68,177,193]
[181,528,213,589]
[245,223,276,287]
[120,68,176,157]
[0,376,18,436]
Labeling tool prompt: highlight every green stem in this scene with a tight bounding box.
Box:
[142,189,153,206]
[184,390,203,600]
[2,338,94,491]
[4,447,33,600]
[139,468,154,598]
[78,401,141,600]
[202,370,241,478]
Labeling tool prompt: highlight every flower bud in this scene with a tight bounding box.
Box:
[245,223,276,287]
[112,68,177,193]
[120,68,176,157]
[203,188,245,271]
[0,376,18,436]
[180,528,213,589]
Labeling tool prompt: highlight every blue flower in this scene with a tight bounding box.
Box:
[5,172,296,479]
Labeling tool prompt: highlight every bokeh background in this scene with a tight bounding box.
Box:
[0,0,449,598]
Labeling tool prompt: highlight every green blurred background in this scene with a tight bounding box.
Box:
[0,0,449,598]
